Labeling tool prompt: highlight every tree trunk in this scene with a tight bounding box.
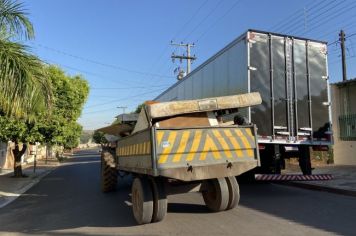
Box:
[12,141,27,178]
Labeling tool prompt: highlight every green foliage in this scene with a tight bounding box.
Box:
[0,116,44,143]
[0,39,51,120]
[0,0,49,121]
[0,116,26,142]
[80,130,93,144]
[0,1,89,151]
[37,66,89,148]
[92,130,108,145]
[134,103,145,114]
[0,0,34,39]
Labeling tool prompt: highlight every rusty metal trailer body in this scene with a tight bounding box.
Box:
[99,93,261,224]
[116,125,259,181]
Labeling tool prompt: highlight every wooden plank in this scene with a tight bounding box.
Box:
[148,92,262,119]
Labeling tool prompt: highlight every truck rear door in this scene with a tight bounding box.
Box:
[248,31,330,142]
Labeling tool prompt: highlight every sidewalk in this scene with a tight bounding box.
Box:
[285,165,356,197]
[0,159,59,208]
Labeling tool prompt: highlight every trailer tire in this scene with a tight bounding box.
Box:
[100,149,117,193]
[225,176,240,210]
[202,178,229,212]
[150,178,167,223]
[132,177,154,224]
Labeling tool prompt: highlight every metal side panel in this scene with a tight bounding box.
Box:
[308,42,330,139]
[249,32,271,136]
[271,36,288,132]
[154,125,259,181]
[116,129,153,174]
[294,40,310,131]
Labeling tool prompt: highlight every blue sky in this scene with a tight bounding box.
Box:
[24,0,356,130]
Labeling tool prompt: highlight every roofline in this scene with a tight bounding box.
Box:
[248,29,328,44]
[332,78,356,86]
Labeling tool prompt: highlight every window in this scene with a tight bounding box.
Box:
[339,114,356,141]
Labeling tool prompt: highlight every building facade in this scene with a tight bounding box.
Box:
[331,79,356,165]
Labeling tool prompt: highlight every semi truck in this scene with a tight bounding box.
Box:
[99,93,262,224]
[155,29,332,176]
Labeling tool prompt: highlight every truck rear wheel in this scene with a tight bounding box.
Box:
[150,178,167,223]
[202,178,229,212]
[225,176,240,210]
[299,146,312,175]
[100,149,117,193]
[132,177,154,224]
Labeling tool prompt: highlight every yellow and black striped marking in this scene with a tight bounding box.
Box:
[117,141,151,156]
[155,127,256,167]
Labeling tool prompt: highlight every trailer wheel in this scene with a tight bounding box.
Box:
[202,178,229,212]
[132,177,154,224]
[225,176,240,210]
[100,149,117,193]
[150,178,167,223]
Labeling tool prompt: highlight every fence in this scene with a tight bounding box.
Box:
[339,113,356,141]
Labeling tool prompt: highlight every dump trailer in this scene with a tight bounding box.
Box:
[99,93,261,224]
[155,29,332,176]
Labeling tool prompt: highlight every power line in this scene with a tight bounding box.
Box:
[141,0,211,87]
[91,84,172,90]
[147,0,209,72]
[284,0,341,34]
[182,0,225,41]
[84,87,169,110]
[292,0,356,36]
[271,0,325,32]
[195,0,242,43]
[32,42,173,78]
[328,32,356,46]
[42,58,172,87]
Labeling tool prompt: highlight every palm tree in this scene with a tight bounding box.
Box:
[0,0,52,177]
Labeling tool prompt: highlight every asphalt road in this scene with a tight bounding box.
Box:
[0,149,355,236]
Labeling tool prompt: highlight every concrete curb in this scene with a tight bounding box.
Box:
[279,182,356,198]
[0,167,57,208]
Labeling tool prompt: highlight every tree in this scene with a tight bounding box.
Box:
[80,130,93,144]
[134,103,145,114]
[0,0,51,120]
[38,66,89,151]
[0,0,34,39]
[92,130,108,146]
[0,0,52,177]
[0,116,44,177]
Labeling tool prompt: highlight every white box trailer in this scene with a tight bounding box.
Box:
[155,29,332,175]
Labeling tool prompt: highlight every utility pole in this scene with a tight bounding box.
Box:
[339,30,347,81]
[171,42,196,79]
[117,106,127,114]
[117,106,127,123]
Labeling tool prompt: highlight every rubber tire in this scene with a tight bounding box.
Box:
[100,150,117,193]
[202,178,229,212]
[150,178,168,223]
[225,176,240,210]
[132,177,154,225]
[299,146,312,175]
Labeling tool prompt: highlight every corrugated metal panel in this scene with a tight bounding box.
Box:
[155,29,330,144]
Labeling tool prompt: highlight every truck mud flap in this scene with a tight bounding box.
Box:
[254,174,333,181]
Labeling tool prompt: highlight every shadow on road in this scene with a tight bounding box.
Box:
[0,150,355,235]
[0,153,139,234]
[168,203,209,214]
[239,182,355,235]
